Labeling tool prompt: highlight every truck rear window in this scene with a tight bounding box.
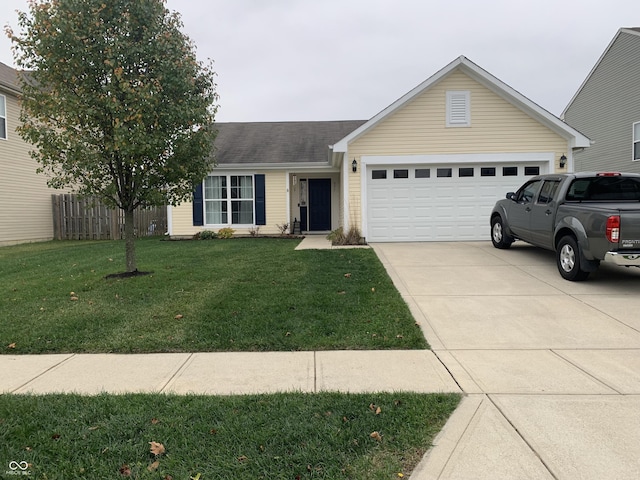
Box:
[566,177,640,201]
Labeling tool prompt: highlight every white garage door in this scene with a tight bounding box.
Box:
[366,163,542,242]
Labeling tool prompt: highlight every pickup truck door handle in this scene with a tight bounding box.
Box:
[525,207,531,212]
[545,209,552,215]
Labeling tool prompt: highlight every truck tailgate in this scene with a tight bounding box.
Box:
[619,206,640,249]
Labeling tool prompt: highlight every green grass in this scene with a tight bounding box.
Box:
[0,238,427,354]
[0,392,460,479]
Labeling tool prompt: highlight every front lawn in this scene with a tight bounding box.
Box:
[1,238,427,353]
[0,392,460,479]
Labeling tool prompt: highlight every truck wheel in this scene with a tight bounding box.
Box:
[491,216,513,249]
[556,235,590,281]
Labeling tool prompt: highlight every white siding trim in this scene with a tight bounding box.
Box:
[361,152,555,166]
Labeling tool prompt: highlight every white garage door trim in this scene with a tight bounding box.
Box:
[361,152,554,242]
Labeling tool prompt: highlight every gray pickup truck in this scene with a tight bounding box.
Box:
[490,172,640,281]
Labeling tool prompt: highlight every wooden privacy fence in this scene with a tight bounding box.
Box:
[52,194,167,240]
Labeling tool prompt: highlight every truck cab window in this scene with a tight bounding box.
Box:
[516,180,542,203]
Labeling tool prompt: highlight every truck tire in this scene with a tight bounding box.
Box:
[491,216,513,249]
[556,235,590,281]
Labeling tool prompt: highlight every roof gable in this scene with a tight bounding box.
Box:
[562,27,640,117]
[333,55,589,152]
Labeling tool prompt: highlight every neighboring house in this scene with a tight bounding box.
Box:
[562,28,640,173]
[169,56,590,242]
[0,61,58,246]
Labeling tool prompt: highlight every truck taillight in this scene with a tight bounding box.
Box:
[606,215,620,243]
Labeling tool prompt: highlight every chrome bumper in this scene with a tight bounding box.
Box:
[604,251,640,266]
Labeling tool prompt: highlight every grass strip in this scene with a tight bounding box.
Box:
[0,392,460,479]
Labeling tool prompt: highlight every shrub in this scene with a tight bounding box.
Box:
[194,230,217,240]
[327,226,364,246]
[249,226,261,237]
[276,222,289,235]
[217,227,235,239]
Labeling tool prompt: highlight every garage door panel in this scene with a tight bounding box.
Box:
[366,163,541,242]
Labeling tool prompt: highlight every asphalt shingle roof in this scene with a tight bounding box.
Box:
[212,120,366,164]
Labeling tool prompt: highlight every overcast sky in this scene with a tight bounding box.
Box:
[1,0,637,122]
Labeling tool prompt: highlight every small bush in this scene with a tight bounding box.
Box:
[249,226,261,237]
[217,227,235,239]
[194,230,218,240]
[327,226,364,246]
[276,222,289,235]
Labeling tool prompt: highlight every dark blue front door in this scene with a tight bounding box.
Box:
[308,178,331,231]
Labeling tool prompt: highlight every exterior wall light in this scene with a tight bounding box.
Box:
[352,159,357,173]
[559,154,567,169]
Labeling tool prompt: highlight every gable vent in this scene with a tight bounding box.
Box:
[446,90,470,127]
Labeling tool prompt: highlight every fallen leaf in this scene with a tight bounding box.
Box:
[164,476,173,480]
[88,425,100,431]
[369,403,376,411]
[8,343,16,349]
[70,296,79,301]
[151,418,160,425]
[237,455,248,463]
[285,331,291,336]
[119,464,131,476]
[174,314,183,320]
[147,460,160,472]
[52,433,61,440]
[337,290,346,295]
[398,473,405,478]
[396,334,404,339]
[344,273,352,278]
[209,428,217,435]
[376,406,382,415]
[371,287,376,292]
[149,441,165,456]
[370,431,382,442]
[70,291,76,296]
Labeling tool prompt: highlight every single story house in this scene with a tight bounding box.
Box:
[169,55,590,242]
[0,62,59,246]
[562,27,640,173]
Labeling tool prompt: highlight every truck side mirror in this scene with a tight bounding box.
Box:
[506,192,516,201]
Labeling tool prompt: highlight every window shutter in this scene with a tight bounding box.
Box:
[446,91,470,126]
[192,183,204,226]
[255,174,266,225]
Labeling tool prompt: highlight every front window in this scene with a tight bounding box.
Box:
[634,122,640,161]
[204,175,254,225]
[0,95,6,139]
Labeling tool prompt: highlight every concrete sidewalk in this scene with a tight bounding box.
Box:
[1,350,459,396]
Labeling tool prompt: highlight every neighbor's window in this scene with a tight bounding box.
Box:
[415,168,431,178]
[446,90,470,127]
[437,168,453,178]
[481,167,496,177]
[634,122,640,161]
[459,167,474,177]
[204,174,254,225]
[372,170,387,179]
[393,169,409,179]
[503,166,518,176]
[525,166,540,176]
[0,95,6,140]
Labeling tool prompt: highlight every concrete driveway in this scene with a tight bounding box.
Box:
[373,241,640,480]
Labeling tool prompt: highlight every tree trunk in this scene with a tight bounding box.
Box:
[124,207,137,272]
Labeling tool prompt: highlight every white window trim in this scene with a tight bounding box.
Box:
[203,173,256,227]
[446,90,470,127]
[633,121,640,162]
[0,94,7,140]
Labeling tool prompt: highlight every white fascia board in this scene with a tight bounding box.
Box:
[361,152,555,166]
[460,59,591,148]
[561,28,632,119]
[212,162,339,172]
[333,56,467,153]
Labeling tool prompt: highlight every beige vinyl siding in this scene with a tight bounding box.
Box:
[346,71,569,229]
[0,90,57,245]
[170,170,288,237]
[564,31,640,173]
